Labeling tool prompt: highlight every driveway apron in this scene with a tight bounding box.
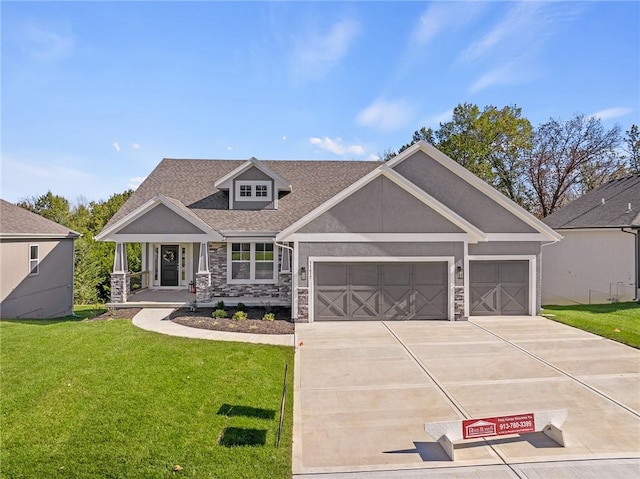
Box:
[293,317,640,475]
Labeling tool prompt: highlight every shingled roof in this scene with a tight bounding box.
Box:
[105,159,381,233]
[543,175,640,229]
[0,199,80,238]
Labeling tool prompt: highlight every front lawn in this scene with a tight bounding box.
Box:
[0,314,293,479]
[542,302,640,348]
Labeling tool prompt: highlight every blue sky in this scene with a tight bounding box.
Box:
[2,1,639,204]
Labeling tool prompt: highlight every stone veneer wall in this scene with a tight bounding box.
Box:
[296,288,309,322]
[110,272,130,303]
[204,243,291,303]
[454,286,465,320]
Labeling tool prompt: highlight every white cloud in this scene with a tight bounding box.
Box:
[588,107,633,121]
[282,135,287,141]
[226,146,234,151]
[411,2,486,46]
[132,143,141,150]
[21,21,74,61]
[309,137,366,157]
[469,63,526,93]
[128,176,146,190]
[291,18,360,82]
[112,141,121,152]
[422,108,453,128]
[356,99,412,131]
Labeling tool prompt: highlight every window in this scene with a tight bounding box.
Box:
[231,243,251,280]
[235,181,272,201]
[229,242,276,282]
[255,184,268,197]
[29,244,39,275]
[239,184,252,197]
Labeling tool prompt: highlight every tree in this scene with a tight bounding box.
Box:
[385,103,533,207]
[526,114,623,217]
[624,124,640,174]
[18,191,71,226]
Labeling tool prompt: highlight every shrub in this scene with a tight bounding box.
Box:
[236,302,246,312]
[215,300,225,310]
[212,309,227,319]
[232,311,248,321]
[262,313,275,321]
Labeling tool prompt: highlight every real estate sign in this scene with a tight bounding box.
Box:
[462,413,535,439]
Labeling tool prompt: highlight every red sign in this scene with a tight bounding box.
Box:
[462,413,535,439]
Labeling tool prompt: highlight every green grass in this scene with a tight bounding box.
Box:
[0,315,294,479]
[542,302,640,348]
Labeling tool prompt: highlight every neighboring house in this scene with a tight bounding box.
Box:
[542,175,639,305]
[96,142,561,322]
[0,199,80,318]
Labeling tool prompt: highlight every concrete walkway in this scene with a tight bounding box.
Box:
[131,308,294,346]
[293,317,640,477]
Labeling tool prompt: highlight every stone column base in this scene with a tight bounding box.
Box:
[111,272,130,303]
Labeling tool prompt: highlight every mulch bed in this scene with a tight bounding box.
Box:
[170,307,294,335]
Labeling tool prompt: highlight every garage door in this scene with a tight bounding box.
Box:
[470,260,529,315]
[314,262,448,320]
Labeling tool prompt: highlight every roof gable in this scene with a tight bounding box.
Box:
[277,165,486,242]
[214,157,292,192]
[388,142,562,241]
[0,199,80,238]
[544,175,640,229]
[95,194,222,241]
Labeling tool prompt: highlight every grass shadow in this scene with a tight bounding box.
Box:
[219,427,267,447]
[543,302,639,314]
[0,316,86,326]
[217,403,276,420]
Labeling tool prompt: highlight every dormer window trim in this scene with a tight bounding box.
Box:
[234,180,272,202]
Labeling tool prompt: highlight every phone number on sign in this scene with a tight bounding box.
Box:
[499,421,533,431]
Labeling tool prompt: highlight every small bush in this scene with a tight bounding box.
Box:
[215,300,225,310]
[232,311,248,321]
[212,309,227,319]
[236,302,246,312]
[262,313,275,321]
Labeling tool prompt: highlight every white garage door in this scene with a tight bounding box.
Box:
[314,262,448,321]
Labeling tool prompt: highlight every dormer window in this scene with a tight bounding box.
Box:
[235,181,272,201]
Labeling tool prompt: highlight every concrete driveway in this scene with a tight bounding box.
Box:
[293,316,640,476]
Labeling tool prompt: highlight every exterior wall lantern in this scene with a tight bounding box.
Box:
[300,266,307,281]
[456,265,464,280]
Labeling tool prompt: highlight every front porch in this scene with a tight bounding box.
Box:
[108,287,290,309]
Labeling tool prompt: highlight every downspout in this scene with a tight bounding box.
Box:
[621,228,639,301]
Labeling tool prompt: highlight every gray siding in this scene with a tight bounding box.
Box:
[299,177,464,234]
[118,204,205,234]
[298,241,463,288]
[1,238,75,318]
[394,151,537,233]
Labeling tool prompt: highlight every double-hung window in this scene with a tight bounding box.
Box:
[229,242,276,283]
[29,244,39,275]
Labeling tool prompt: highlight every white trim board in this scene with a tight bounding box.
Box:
[284,233,471,242]
[307,256,455,323]
[214,157,291,191]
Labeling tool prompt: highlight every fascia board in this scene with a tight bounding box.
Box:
[380,167,487,242]
[0,233,80,240]
[389,141,563,242]
[95,194,222,241]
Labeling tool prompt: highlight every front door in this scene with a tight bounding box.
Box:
[161,245,179,286]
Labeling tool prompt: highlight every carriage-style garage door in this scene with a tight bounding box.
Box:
[470,260,529,315]
[313,262,448,321]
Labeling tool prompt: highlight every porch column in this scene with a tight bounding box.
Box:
[196,242,211,303]
[110,242,130,303]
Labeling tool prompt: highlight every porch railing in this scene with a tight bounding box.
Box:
[129,271,150,292]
